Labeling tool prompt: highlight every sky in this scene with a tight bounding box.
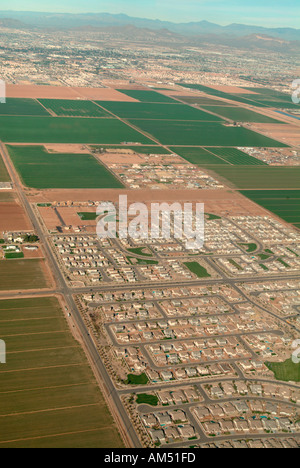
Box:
[3,0,300,28]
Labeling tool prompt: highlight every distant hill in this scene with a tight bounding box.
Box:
[0,11,299,41]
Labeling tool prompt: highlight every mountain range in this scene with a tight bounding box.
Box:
[0,11,299,42]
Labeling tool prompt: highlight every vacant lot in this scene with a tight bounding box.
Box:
[240,190,300,227]
[38,99,111,118]
[129,120,287,147]
[0,259,49,291]
[202,106,282,123]
[209,167,300,189]
[0,116,151,144]
[116,89,177,103]
[91,145,171,154]
[97,101,223,121]
[0,201,31,231]
[0,297,124,448]
[8,145,124,189]
[0,98,49,116]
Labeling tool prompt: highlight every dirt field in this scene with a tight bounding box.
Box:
[38,206,97,231]
[6,85,138,102]
[249,123,300,146]
[32,189,267,217]
[45,144,91,154]
[0,201,31,231]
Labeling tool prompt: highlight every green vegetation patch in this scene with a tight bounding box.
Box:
[0,116,151,144]
[239,243,258,253]
[78,212,98,221]
[0,153,10,182]
[38,99,111,117]
[8,145,124,189]
[136,394,159,406]
[209,167,300,190]
[240,190,300,228]
[202,106,283,123]
[171,147,230,165]
[98,101,223,121]
[0,98,49,116]
[208,147,267,166]
[127,247,153,257]
[126,373,149,385]
[266,359,300,383]
[116,89,177,103]
[5,252,24,259]
[184,262,211,278]
[129,120,287,147]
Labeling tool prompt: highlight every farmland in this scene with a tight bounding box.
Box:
[202,106,282,123]
[97,101,223,121]
[0,116,152,144]
[172,147,265,166]
[129,120,287,147]
[115,89,177,103]
[0,153,10,181]
[7,145,124,189]
[38,99,111,118]
[0,259,49,290]
[240,190,300,227]
[0,297,123,448]
[0,98,49,116]
[208,167,300,190]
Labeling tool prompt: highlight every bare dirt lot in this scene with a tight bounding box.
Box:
[0,201,31,231]
[38,206,97,231]
[249,123,300,146]
[6,85,138,102]
[45,144,91,154]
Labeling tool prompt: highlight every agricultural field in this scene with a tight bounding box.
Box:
[97,101,223,121]
[38,99,111,118]
[116,89,177,103]
[240,190,300,227]
[202,106,282,123]
[0,259,49,291]
[7,145,124,189]
[129,120,288,147]
[0,297,124,448]
[0,98,49,116]
[176,96,238,106]
[208,167,300,190]
[207,147,267,165]
[0,116,152,144]
[171,147,230,165]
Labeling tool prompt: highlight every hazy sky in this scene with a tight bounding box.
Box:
[3,0,300,28]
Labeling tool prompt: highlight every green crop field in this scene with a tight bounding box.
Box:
[116,89,177,103]
[0,116,151,144]
[8,145,124,189]
[97,101,223,121]
[240,190,300,227]
[0,98,49,116]
[129,120,287,147]
[176,96,238,106]
[38,99,111,117]
[184,262,211,278]
[0,259,49,290]
[202,106,282,123]
[208,147,267,166]
[266,359,300,383]
[171,147,230,165]
[208,167,300,190]
[0,297,124,448]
